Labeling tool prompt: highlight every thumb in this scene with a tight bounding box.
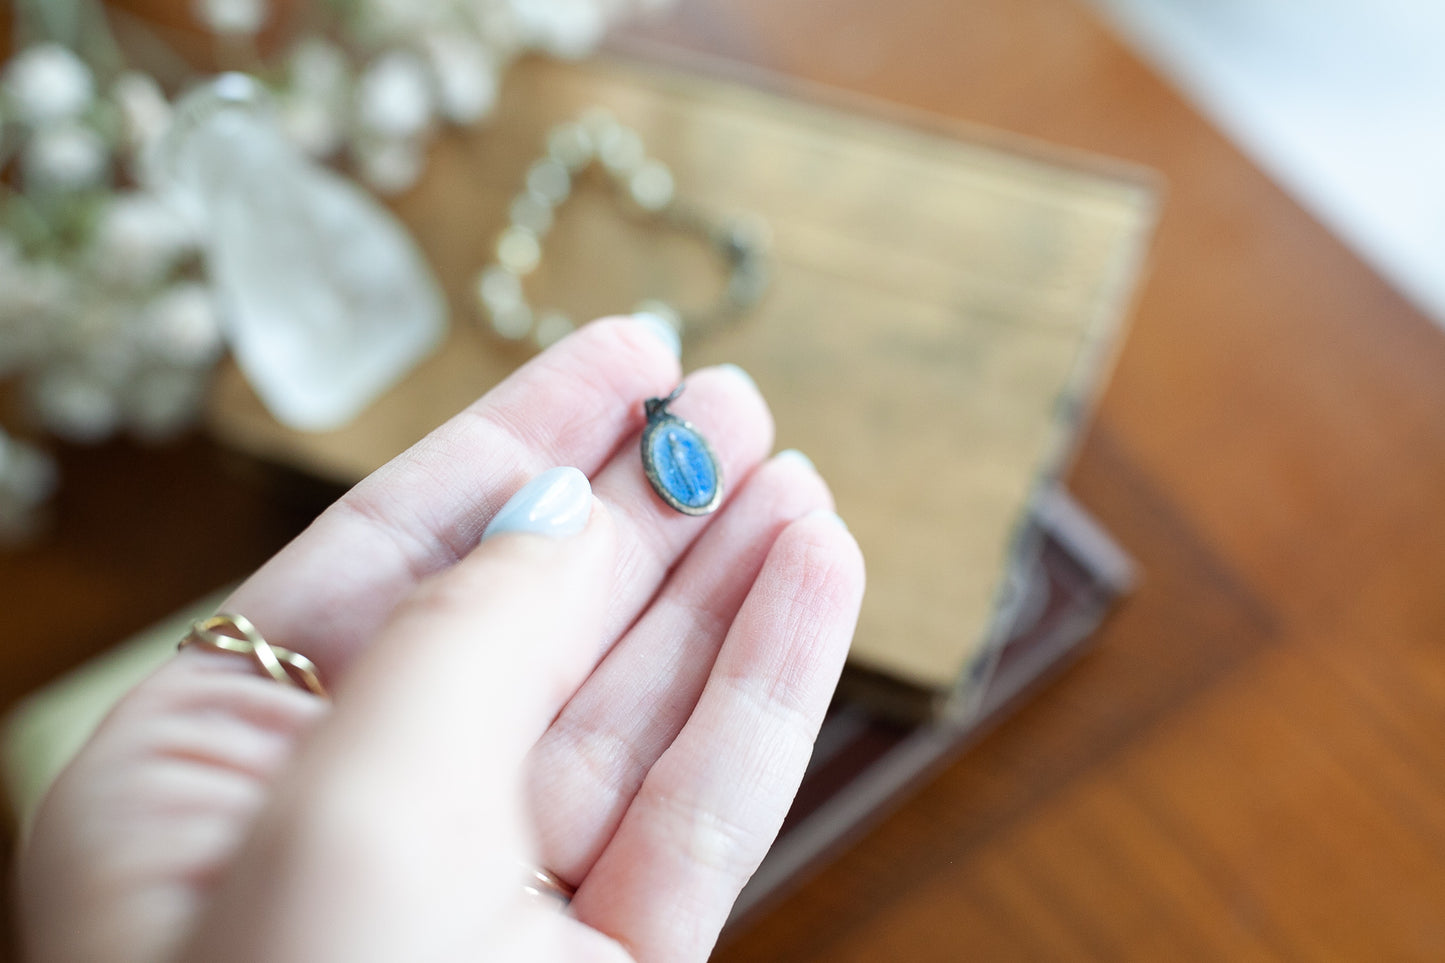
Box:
[315,464,617,782]
[182,467,619,961]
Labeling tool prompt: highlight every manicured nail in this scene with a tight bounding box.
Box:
[632,312,682,358]
[482,467,592,541]
[717,363,756,391]
[774,448,815,473]
[804,507,849,532]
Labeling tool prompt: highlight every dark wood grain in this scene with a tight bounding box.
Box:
[5,0,1445,959]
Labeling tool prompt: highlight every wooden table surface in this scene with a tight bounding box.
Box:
[5,0,1445,959]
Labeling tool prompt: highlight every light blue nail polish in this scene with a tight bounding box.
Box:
[631,313,682,358]
[775,448,816,473]
[804,508,849,532]
[482,467,592,541]
[716,363,757,391]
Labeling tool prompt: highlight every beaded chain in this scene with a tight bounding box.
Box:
[474,109,769,349]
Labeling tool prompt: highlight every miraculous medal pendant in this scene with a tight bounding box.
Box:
[641,385,723,515]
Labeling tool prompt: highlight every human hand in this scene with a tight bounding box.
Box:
[19,317,866,962]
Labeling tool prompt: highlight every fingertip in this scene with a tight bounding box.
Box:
[582,491,617,550]
[627,312,682,359]
[802,507,849,532]
[674,363,776,469]
[781,507,867,599]
[583,315,684,377]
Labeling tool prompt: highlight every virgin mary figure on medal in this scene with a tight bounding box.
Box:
[640,385,722,516]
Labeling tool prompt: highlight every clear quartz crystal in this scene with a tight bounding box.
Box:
[150,74,445,430]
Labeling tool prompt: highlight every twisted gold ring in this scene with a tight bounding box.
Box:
[524,866,576,904]
[179,612,577,904]
[179,612,328,698]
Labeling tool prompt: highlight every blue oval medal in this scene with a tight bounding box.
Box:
[641,385,722,515]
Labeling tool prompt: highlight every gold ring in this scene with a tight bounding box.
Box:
[183,615,569,904]
[179,613,328,698]
[523,866,576,904]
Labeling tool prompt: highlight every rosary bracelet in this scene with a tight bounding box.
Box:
[474,109,769,349]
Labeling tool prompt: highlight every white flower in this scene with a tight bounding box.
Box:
[0,259,54,373]
[193,0,269,36]
[0,256,71,323]
[356,0,451,40]
[509,0,606,59]
[421,34,500,125]
[32,368,120,443]
[280,40,350,157]
[0,431,58,508]
[123,366,206,440]
[90,193,196,288]
[140,282,225,366]
[464,1,523,54]
[3,43,94,125]
[21,122,109,190]
[289,39,349,100]
[281,94,345,158]
[354,135,425,194]
[0,235,23,279]
[110,71,171,159]
[0,429,58,543]
[355,51,435,140]
[0,258,73,378]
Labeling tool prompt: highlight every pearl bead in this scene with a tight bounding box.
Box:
[534,311,574,348]
[489,301,533,340]
[546,122,594,172]
[510,191,555,236]
[599,127,644,176]
[477,265,523,311]
[525,158,571,206]
[629,160,674,211]
[474,112,767,351]
[497,226,542,274]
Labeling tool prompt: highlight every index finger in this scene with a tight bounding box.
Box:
[219,315,682,677]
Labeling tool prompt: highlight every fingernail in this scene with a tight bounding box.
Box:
[717,363,756,391]
[774,448,815,473]
[631,312,682,358]
[483,467,592,541]
[804,508,849,532]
